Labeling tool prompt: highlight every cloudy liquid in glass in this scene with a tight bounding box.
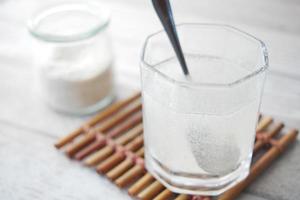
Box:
[142,55,259,181]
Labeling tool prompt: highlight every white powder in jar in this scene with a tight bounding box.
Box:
[38,43,114,114]
[29,2,114,114]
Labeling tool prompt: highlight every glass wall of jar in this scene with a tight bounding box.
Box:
[28,2,114,115]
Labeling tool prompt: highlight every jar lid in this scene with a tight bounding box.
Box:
[28,2,110,43]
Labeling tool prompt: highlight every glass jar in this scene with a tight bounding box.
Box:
[28,2,114,115]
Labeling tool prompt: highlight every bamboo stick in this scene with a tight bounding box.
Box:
[114,123,143,145]
[128,173,155,196]
[84,145,114,166]
[95,98,142,133]
[55,92,140,148]
[104,111,142,139]
[153,189,173,200]
[97,134,143,173]
[114,149,145,187]
[106,159,134,180]
[74,113,142,160]
[97,152,126,173]
[106,146,144,180]
[136,147,145,157]
[65,132,96,157]
[74,138,106,160]
[137,181,165,200]
[87,92,140,127]
[123,135,144,152]
[256,116,273,132]
[115,165,145,187]
[254,123,284,153]
[218,129,298,200]
[85,125,143,166]
[175,194,190,200]
[65,99,141,158]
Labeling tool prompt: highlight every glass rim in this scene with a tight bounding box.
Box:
[141,23,269,88]
[27,2,110,43]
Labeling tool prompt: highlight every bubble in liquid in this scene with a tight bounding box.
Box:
[188,128,240,175]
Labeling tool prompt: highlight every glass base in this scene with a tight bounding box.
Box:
[46,93,115,115]
[145,153,250,196]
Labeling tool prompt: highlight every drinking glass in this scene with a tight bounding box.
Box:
[140,23,268,195]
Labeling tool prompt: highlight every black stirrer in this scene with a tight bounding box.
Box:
[152,0,189,75]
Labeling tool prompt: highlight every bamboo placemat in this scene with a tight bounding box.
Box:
[55,92,298,200]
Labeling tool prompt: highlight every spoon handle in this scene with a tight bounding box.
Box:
[152,0,189,75]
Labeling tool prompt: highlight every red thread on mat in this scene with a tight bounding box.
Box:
[256,132,283,152]
[84,125,144,167]
[124,151,144,167]
[95,134,106,144]
[192,196,211,200]
[107,138,117,149]
[115,145,126,155]
[256,131,269,142]
[106,131,115,139]
[270,139,283,152]
[125,151,135,159]
[135,157,145,167]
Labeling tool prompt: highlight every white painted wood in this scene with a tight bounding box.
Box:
[0,0,299,199]
[0,123,132,200]
[246,139,300,200]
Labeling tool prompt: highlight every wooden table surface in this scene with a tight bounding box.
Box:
[0,0,299,199]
